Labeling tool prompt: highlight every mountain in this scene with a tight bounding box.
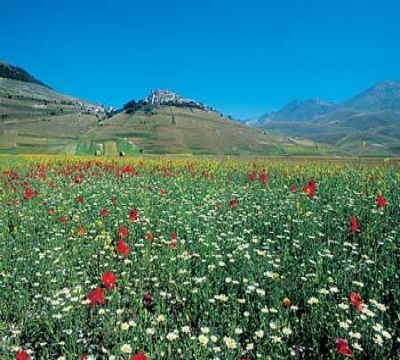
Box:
[0,60,51,88]
[250,81,400,156]
[0,64,328,155]
[343,81,400,111]
[255,98,335,124]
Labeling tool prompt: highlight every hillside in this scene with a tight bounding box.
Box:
[0,89,332,155]
[0,72,331,155]
[250,81,400,156]
[87,106,333,156]
[0,60,50,88]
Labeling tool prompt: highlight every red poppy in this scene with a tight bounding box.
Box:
[78,226,85,236]
[122,165,136,176]
[59,215,68,223]
[376,195,387,207]
[230,199,237,210]
[16,350,30,360]
[290,184,297,192]
[101,208,109,216]
[24,187,34,200]
[350,216,358,233]
[117,239,129,256]
[259,171,268,185]
[160,188,166,196]
[119,225,129,239]
[38,170,46,180]
[146,232,154,242]
[75,174,84,184]
[111,196,118,206]
[129,208,138,222]
[170,231,177,249]
[48,208,55,216]
[335,338,354,358]
[349,292,363,311]
[102,271,117,290]
[143,292,153,303]
[302,179,316,198]
[77,195,84,204]
[248,171,256,182]
[164,170,172,178]
[88,287,105,307]
[131,354,148,360]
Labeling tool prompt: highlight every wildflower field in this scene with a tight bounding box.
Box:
[0,156,399,360]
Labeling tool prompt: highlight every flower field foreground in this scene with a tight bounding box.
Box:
[0,156,399,359]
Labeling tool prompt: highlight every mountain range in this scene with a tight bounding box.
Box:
[0,59,399,156]
[247,81,400,155]
[1,60,328,156]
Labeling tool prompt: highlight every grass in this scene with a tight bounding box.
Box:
[0,156,398,359]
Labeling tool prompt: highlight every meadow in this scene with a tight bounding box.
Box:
[0,156,398,359]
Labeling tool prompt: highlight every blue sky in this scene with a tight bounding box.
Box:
[2,0,400,119]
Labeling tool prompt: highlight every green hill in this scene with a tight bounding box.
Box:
[0,61,335,156]
[0,77,334,156]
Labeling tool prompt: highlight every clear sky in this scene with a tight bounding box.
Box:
[2,0,400,119]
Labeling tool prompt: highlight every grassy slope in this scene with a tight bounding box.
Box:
[0,89,336,155]
[88,107,335,156]
[263,115,400,156]
[259,104,400,156]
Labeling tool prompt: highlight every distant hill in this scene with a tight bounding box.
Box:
[256,98,335,123]
[0,68,328,155]
[0,60,51,88]
[343,81,400,111]
[249,81,400,156]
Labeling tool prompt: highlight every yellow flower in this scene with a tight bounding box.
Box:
[307,297,319,305]
[157,314,165,323]
[201,327,210,334]
[224,336,237,349]
[198,335,209,346]
[120,344,132,353]
[121,322,130,330]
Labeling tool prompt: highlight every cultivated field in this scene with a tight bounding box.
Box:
[0,156,398,359]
